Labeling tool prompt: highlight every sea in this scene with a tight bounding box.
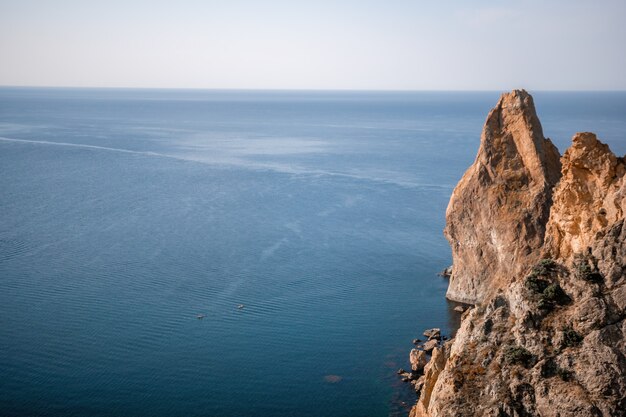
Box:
[1,88,625,417]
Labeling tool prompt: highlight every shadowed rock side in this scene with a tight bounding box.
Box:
[411,91,626,417]
[444,89,561,304]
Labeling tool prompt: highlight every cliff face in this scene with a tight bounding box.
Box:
[444,90,561,304]
[544,132,626,262]
[411,91,626,417]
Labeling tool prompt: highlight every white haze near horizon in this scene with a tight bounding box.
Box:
[0,0,625,91]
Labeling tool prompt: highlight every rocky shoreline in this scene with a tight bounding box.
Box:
[404,90,626,417]
[397,328,446,392]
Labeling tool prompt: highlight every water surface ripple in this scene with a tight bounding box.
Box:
[1,88,625,417]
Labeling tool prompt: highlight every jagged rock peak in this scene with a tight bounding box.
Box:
[444,89,562,304]
[481,89,562,187]
[544,132,626,261]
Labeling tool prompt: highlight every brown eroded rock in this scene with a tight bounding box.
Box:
[411,375,426,393]
[422,339,438,353]
[410,348,428,372]
[409,91,626,417]
[410,236,626,417]
[544,132,626,262]
[409,344,450,417]
[444,89,561,304]
[423,328,441,340]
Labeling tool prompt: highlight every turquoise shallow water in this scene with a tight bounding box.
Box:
[0,88,625,417]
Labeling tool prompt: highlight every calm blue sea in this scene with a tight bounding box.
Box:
[1,88,625,417]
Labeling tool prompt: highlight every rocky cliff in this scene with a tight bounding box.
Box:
[409,90,626,417]
[444,89,561,304]
[544,132,626,262]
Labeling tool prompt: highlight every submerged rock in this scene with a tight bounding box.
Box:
[323,374,342,383]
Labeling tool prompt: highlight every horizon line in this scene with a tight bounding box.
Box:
[1,84,625,93]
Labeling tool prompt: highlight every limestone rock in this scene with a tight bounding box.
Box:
[411,375,426,393]
[444,89,561,304]
[409,344,450,417]
[544,132,626,262]
[422,339,438,353]
[410,348,428,372]
[400,372,412,382]
[410,91,626,417]
[423,328,441,340]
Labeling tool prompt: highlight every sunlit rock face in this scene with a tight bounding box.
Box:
[544,132,626,262]
[411,91,626,417]
[444,89,561,304]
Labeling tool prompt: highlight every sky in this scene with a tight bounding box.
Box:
[0,0,625,90]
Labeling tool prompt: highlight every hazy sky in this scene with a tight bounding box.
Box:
[1,0,625,90]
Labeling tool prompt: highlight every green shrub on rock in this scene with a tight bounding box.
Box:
[542,283,570,305]
[530,259,556,277]
[540,358,573,381]
[503,345,536,368]
[538,259,556,269]
[557,367,573,381]
[574,257,603,283]
[561,327,583,348]
[525,275,549,293]
[525,272,570,311]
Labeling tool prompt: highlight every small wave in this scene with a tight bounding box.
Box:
[260,238,288,261]
[0,238,30,262]
[0,136,452,190]
[0,136,169,158]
